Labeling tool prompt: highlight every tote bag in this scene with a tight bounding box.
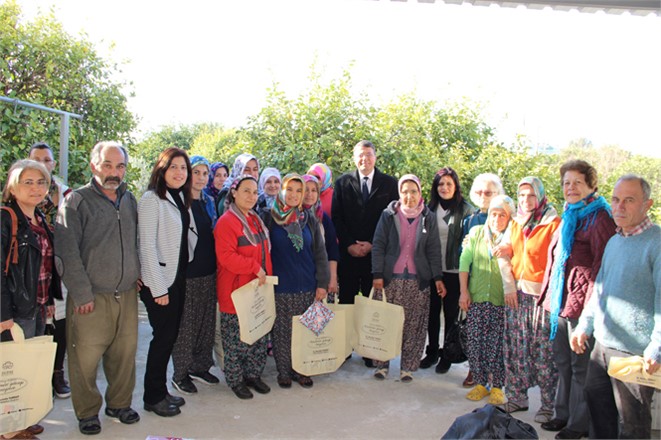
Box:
[231,276,278,345]
[0,325,57,435]
[326,296,355,359]
[353,288,405,362]
[291,307,346,376]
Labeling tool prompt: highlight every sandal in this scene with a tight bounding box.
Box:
[503,401,529,413]
[297,375,313,388]
[373,368,388,380]
[534,408,554,423]
[400,371,413,383]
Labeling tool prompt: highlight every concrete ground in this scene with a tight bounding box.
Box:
[40,303,558,439]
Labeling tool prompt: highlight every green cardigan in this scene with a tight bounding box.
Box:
[459,225,505,306]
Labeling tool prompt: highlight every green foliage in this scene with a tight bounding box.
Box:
[0,0,136,186]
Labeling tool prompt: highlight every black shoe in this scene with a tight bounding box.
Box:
[541,419,567,432]
[363,357,374,368]
[79,415,102,435]
[165,393,185,407]
[555,429,588,439]
[435,358,451,374]
[105,407,140,424]
[144,399,181,417]
[172,376,197,395]
[277,376,292,389]
[419,352,439,369]
[189,370,220,385]
[52,369,71,398]
[245,377,271,394]
[231,383,254,399]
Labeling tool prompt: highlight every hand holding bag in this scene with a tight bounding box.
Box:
[292,301,346,376]
[353,288,405,362]
[231,275,278,345]
[0,324,57,435]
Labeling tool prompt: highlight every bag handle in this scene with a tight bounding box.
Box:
[9,323,25,343]
[368,287,387,302]
[1,206,19,275]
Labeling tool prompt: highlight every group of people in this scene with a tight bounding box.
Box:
[1,139,658,440]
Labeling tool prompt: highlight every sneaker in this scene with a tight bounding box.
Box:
[52,369,71,399]
[172,376,197,395]
[189,370,220,385]
[466,384,490,401]
[488,387,506,405]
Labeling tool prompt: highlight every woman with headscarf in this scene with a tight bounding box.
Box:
[459,195,516,406]
[216,153,260,217]
[371,174,445,382]
[257,167,282,212]
[204,162,229,203]
[170,156,219,396]
[306,163,334,218]
[502,177,561,423]
[215,175,273,400]
[303,174,339,297]
[260,174,329,389]
[537,160,616,439]
[420,167,475,374]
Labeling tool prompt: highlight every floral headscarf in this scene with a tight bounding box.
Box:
[205,162,228,200]
[516,176,551,237]
[302,174,323,221]
[271,173,307,252]
[227,175,271,250]
[307,163,333,193]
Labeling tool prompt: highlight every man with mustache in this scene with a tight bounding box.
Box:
[56,141,142,435]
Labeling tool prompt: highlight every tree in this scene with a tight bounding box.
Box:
[0,0,136,185]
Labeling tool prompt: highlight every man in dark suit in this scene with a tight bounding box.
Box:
[332,140,399,307]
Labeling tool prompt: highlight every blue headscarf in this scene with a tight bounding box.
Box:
[189,155,217,225]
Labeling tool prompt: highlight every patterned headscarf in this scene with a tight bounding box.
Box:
[302,174,323,221]
[227,175,271,250]
[223,153,259,192]
[205,162,228,200]
[307,163,333,193]
[259,167,282,205]
[484,195,515,256]
[271,173,307,252]
[516,176,550,237]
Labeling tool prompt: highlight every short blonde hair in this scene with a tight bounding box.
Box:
[2,159,51,203]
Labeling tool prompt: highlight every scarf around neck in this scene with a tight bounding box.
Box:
[271,174,307,252]
[549,193,611,339]
[229,202,271,251]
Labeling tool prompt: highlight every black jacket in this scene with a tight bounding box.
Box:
[1,202,61,322]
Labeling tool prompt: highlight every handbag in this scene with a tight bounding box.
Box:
[443,308,468,364]
[231,276,278,345]
[291,305,346,376]
[0,325,57,435]
[353,288,405,362]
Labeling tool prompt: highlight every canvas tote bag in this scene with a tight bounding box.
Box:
[0,324,57,435]
[231,276,278,345]
[353,288,405,362]
[326,296,355,359]
[291,303,346,376]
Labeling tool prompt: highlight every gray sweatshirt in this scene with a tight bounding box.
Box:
[55,179,140,306]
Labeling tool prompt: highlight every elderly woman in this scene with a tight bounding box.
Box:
[257,167,282,211]
[216,153,260,217]
[538,160,615,439]
[261,174,329,389]
[303,174,340,297]
[139,147,196,417]
[170,156,219,396]
[420,167,475,374]
[459,172,504,387]
[1,159,60,439]
[371,174,445,382]
[503,177,561,423]
[215,175,273,400]
[459,195,516,406]
[204,162,229,203]
[306,163,334,217]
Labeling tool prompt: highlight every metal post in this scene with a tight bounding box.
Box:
[59,113,70,183]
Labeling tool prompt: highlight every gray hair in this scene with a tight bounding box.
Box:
[2,159,51,203]
[469,173,504,206]
[90,141,129,167]
[616,174,652,200]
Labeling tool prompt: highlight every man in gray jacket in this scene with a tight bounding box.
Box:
[56,141,142,435]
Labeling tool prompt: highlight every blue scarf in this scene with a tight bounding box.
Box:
[549,193,611,340]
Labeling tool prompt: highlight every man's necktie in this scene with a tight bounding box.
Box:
[362,176,369,202]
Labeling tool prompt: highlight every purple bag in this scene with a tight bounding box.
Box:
[298,300,335,336]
